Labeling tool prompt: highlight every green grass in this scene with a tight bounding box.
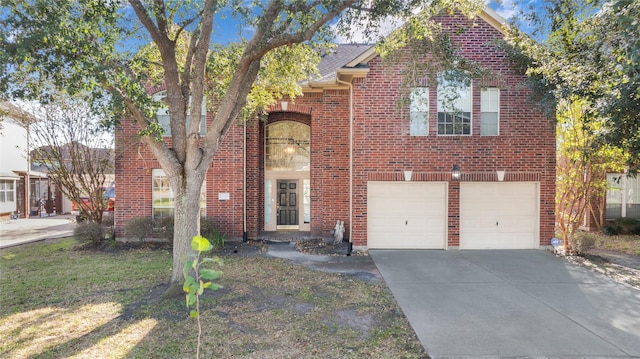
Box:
[0,238,426,359]
[595,234,640,256]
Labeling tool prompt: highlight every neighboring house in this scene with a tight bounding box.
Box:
[31,143,115,215]
[605,173,640,220]
[584,171,640,231]
[115,8,556,249]
[0,101,49,219]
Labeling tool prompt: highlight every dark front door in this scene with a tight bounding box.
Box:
[277,180,298,226]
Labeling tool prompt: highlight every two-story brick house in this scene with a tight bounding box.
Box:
[115,8,556,250]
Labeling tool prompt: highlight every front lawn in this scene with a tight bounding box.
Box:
[0,238,426,359]
[595,234,640,256]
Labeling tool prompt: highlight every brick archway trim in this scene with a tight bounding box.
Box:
[267,102,312,115]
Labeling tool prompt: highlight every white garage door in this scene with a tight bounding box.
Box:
[460,182,539,249]
[368,181,447,249]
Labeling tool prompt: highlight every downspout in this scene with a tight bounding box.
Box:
[243,122,248,242]
[337,76,354,255]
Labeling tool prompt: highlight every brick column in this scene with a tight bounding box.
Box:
[448,181,460,248]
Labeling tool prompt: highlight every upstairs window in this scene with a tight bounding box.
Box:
[410,87,429,136]
[437,72,471,135]
[153,91,206,136]
[481,88,500,136]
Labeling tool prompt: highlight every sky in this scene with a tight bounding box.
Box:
[119,0,541,48]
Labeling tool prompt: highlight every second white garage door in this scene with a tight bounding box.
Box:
[368,181,447,249]
[460,182,539,249]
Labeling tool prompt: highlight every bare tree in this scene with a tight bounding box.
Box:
[27,95,114,224]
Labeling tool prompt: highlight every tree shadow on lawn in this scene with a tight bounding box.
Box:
[0,239,427,359]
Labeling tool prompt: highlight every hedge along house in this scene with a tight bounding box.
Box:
[114,7,556,250]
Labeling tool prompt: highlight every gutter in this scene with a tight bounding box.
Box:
[243,122,248,242]
[336,76,354,255]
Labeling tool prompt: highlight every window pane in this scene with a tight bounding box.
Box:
[481,113,499,136]
[410,87,428,136]
[303,179,310,224]
[481,88,499,136]
[265,121,311,171]
[481,88,500,112]
[438,111,470,135]
[410,112,428,136]
[410,87,428,112]
[437,72,472,135]
[437,74,471,113]
[265,179,272,225]
[152,169,205,219]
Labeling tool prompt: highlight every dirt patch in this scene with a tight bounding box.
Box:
[295,238,367,256]
[565,248,640,289]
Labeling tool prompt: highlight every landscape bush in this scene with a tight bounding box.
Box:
[603,217,640,236]
[602,223,622,236]
[571,231,597,255]
[201,217,225,249]
[73,222,107,243]
[123,216,154,242]
[154,216,174,242]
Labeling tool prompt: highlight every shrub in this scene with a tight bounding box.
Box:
[631,223,640,236]
[614,217,640,234]
[615,217,639,226]
[201,217,225,249]
[602,223,621,236]
[74,222,107,243]
[102,212,114,227]
[154,216,175,245]
[123,216,154,242]
[571,231,597,255]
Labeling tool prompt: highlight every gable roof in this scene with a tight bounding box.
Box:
[316,44,373,81]
[0,101,37,125]
[305,7,506,90]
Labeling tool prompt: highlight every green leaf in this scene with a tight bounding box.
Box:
[197,280,205,295]
[208,283,223,291]
[183,276,196,293]
[190,310,198,318]
[183,259,194,279]
[186,292,196,307]
[191,235,212,252]
[200,268,222,280]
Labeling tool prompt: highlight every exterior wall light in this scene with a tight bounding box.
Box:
[451,164,461,181]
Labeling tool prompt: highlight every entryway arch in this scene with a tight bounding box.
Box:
[264,117,311,231]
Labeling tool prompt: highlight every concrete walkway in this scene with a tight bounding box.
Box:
[0,215,76,249]
[370,249,640,358]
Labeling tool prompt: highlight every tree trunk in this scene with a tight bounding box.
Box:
[163,172,204,297]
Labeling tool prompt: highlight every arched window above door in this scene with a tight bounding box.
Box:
[265,121,310,172]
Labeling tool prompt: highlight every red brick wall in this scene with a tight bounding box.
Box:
[115,12,555,247]
[346,13,556,247]
[245,94,351,239]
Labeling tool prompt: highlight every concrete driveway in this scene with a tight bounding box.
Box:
[370,250,640,358]
[0,215,76,249]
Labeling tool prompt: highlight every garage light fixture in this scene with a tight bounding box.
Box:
[451,164,461,181]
